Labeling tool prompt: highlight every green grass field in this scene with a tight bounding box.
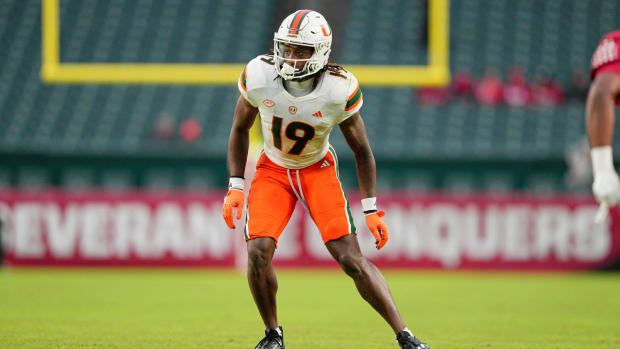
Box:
[0,268,619,349]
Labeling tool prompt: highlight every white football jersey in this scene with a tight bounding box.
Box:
[238,55,363,169]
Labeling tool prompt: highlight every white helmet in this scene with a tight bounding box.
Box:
[273,9,332,80]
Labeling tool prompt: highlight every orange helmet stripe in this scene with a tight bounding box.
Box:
[288,9,311,35]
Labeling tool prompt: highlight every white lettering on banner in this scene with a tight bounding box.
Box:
[113,203,151,259]
[403,205,426,260]
[503,206,531,261]
[154,203,189,258]
[534,206,571,261]
[187,203,212,259]
[464,205,499,261]
[573,207,611,260]
[14,204,44,258]
[188,203,231,260]
[0,203,12,252]
[130,205,161,259]
[1,198,612,266]
[4,201,236,261]
[401,204,611,267]
[383,206,406,260]
[270,202,612,267]
[81,204,111,258]
[380,205,425,260]
[428,205,462,268]
[44,204,79,258]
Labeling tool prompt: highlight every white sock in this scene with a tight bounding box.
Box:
[403,327,413,336]
[271,327,282,337]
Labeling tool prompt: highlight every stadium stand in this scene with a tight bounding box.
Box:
[0,0,273,156]
[332,0,620,160]
[1,0,620,191]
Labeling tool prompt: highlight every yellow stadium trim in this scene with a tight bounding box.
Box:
[249,113,263,152]
[41,0,450,87]
[41,0,59,80]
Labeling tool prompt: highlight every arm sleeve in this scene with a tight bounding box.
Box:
[339,73,363,123]
[591,37,620,80]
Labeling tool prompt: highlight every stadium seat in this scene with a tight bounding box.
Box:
[1,0,620,191]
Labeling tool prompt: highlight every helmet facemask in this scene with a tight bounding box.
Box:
[274,38,330,80]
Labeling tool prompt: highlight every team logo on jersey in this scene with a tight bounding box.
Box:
[289,106,298,115]
[263,99,275,107]
[312,110,323,118]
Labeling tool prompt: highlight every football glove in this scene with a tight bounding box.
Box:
[222,177,245,229]
[365,210,388,250]
[222,189,244,229]
[591,146,620,222]
[593,170,620,205]
[593,170,620,222]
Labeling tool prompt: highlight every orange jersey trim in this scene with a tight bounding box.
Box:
[239,66,247,92]
[344,93,363,111]
[345,83,362,111]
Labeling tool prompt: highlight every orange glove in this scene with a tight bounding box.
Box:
[365,210,388,250]
[222,189,244,229]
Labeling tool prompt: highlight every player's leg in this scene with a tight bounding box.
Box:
[247,237,279,329]
[302,150,428,347]
[245,156,296,333]
[302,150,404,331]
[325,234,405,333]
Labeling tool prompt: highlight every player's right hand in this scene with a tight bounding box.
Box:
[222,189,244,229]
[593,170,620,205]
[365,210,388,250]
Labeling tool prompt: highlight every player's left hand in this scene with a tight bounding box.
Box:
[365,210,388,249]
[222,189,244,229]
[592,170,620,223]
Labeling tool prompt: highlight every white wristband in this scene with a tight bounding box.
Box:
[229,177,244,191]
[361,197,377,212]
[591,146,615,176]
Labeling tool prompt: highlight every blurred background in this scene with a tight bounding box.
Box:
[0,0,619,270]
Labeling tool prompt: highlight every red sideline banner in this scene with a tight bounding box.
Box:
[0,189,618,270]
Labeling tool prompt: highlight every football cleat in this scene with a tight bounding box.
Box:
[254,326,284,349]
[396,330,430,349]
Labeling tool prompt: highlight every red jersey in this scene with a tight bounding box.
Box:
[591,30,620,104]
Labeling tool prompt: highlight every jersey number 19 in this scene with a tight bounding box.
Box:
[271,116,316,155]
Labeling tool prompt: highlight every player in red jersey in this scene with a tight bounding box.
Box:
[587,30,620,222]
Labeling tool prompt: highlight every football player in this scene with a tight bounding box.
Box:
[587,30,620,222]
[222,9,429,349]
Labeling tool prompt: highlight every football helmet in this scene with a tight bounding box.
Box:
[273,9,332,80]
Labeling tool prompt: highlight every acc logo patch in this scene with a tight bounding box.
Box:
[262,99,275,107]
[289,106,298,115]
